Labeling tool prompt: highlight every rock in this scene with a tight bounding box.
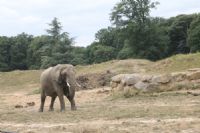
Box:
[171,72,187,82]
[26,102,35,106]
[141,75,153,82]
[187,71,200,80]
[15,105,23,108]
[110,81,118,88]
[112,82,124,92]
[121,74,141,86]
[148,83,160,92]
[151,74,172,84]
[110,68,200,94]
[97,89,110,94]
[123,86,138,97]
[134,81,150,91]
[111,74,130,83]
[188,68,200,72]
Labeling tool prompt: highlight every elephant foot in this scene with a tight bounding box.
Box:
[71,106,77,111]
[60,109,65,112]
[38,108,43,112]
[48,108,54,112]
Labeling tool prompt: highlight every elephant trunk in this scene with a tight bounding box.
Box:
[66,75,80,97]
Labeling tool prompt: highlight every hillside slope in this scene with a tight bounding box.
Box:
[1,53,200,93]
[148,53,200,74]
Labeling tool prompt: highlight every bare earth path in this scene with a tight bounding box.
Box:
[0,88,200,133]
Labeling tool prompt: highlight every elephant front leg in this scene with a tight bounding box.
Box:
[39,90,46,112]
[54,83,66,112]
[58,95,65,112]
[49,96,57,111]
[67,96,77,111]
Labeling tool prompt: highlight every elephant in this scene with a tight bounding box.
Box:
[39,64,79,112]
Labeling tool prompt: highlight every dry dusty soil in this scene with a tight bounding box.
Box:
[1,87,200,133]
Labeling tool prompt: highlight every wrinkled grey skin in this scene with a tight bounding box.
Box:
[39,64,79,112]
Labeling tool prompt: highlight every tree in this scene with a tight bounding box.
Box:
[117,40,134,59]
[86,43,116,64]
[110,0,169,60]
[46,17,62,42]
[70,47,87,65]
[168,14,195,55]
[124,18,169,60]
[111,0,159,27]
[39,18,74,68]
[10,33,33,70]
[187,14,200,52]
[27,35,51,69]
[95,27,125,51]
[0,37,11,71]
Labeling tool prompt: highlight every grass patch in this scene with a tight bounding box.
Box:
[28,88,41,95]
[0,70,41,93]
[76,59,152,76]
[148,53,200,74]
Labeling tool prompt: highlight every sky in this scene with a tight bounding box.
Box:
[0,0,200,47]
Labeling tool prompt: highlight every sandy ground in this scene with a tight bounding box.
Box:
[0,88,200,133]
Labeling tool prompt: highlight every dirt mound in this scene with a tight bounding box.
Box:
[77,71,114,90]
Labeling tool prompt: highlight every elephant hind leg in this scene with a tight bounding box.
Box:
[39,89,46,112]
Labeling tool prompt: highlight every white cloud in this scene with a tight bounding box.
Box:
[20,16,41,24]
[0,6,19,18]
[152,0,200,18]
[0,0,200,46]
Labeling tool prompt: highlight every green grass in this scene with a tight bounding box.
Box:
[0,70,42,93]
[27,88,41,95]
[148,53,200,74]
[76,59,152,75]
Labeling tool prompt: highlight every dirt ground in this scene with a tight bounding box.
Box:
[0,87,200,133]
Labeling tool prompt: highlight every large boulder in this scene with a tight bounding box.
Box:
[171,72,187,82]
[111,68,200,95]
[121,74,141,86]
[111,74,130,83]
[134,81,149,91]
[187,71,200,80]
[151,74,172,84]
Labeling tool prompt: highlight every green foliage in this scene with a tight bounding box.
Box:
[0,37,11,71]
[70,47,87,65]
[95,27,125,50]
[86,43,116,64]
[112,17,169,61]
[10,33,33,70]
[27,35,51,69]
[117,41,134,59]
[109,0,169,61]
[187,14,200,52]
[0,33,33,71]
[40,18,74,68]
[168,14,195,55]
[46,17,62,42]
[111,0,159,26]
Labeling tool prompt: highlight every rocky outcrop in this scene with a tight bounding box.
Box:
[111,68,200,95]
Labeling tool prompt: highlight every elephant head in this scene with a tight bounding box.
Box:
[54,64,80,97]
